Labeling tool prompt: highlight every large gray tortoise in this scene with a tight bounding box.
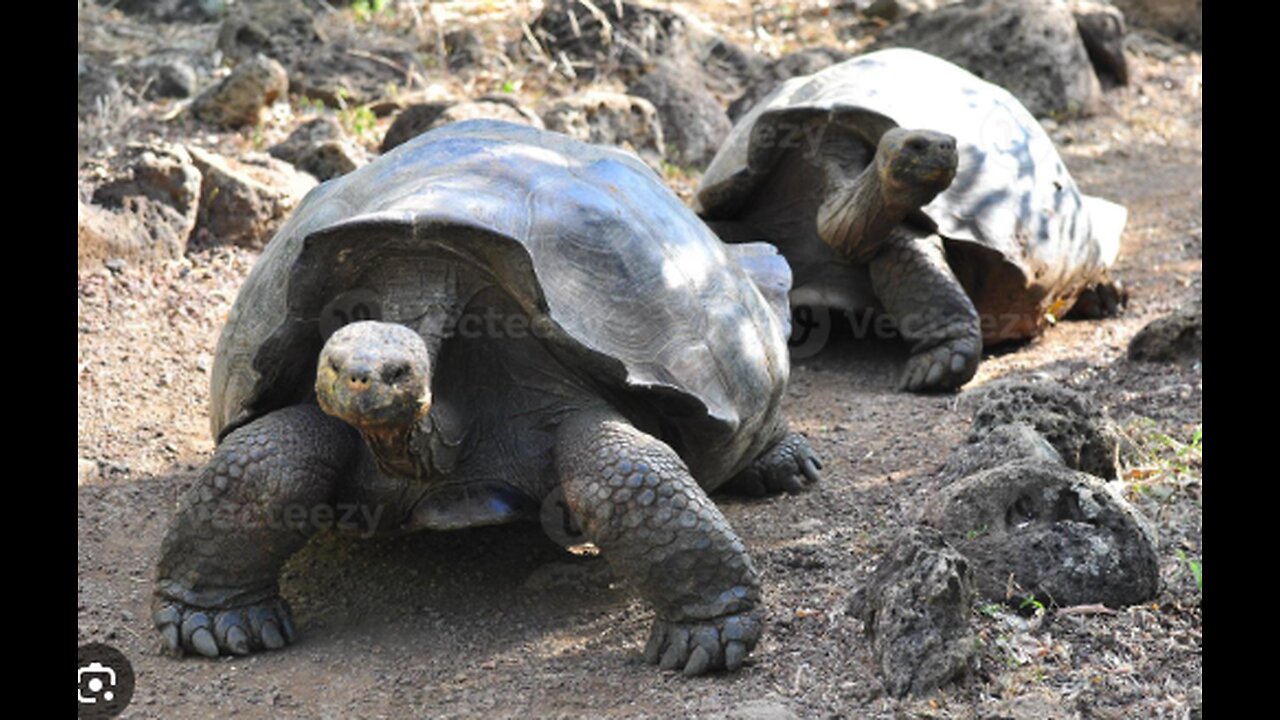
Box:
[695,48,1128,392]
[153,119,820,676]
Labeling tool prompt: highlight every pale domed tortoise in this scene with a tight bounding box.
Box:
[695,48,1128,392]
[153,120,820,676]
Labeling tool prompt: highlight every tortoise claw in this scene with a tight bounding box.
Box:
[901,336,980,393]
[154,596,297,658]
[644,612,762,676]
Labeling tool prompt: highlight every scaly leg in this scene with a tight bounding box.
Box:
[870,231,982,392]
[555,409,764,676]
[153,404,361,657]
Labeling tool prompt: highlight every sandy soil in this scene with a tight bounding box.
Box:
[77,2,1201,717]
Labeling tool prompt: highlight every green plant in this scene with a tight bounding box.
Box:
[345,105,377,138]
[966,525,988,541]
[352,0,388,23]
[298,95,328,114]
[1018,595,1046,617]
[977,602,1004,618]
[332,86,377,139]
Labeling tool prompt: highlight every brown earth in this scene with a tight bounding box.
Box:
[77,2,1201,717]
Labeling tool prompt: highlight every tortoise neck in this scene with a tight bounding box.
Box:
[816,162,916,263]
[361,424,422,479]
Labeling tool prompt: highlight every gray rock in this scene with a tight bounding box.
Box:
[135,54,200,100]
[699,35,771,101]
[192,54,289,129]
[530,0,703,76]
[269,117,370,181]
[920,460,1161,608]
[526,0,765,98]
[941,422,1064,481]
[216,1,324,65]
[1128,297,1202,363]
[216,3,413,110]
[380,98,543,153]
[287,43,420,110]
[78,203,140,271]
[847,526,975,698]
[441,29,495,71]
[82,142,203,269]
[379,102,453,153]
[872,0,1102,118]
[541,91,666,170]
[860,0,951,23]
[187,146,317,249]
[727,47,852,122]
[627,60,733,170]
[1070,0,1130,86]
[1111,0,1201,48]
[960,378,1121,479]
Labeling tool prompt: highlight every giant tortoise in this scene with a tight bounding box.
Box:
[153,119,820,676]
[695,48,1128,392]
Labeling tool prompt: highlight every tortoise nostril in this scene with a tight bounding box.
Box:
[381,362,411,385]
[347,371,371,387]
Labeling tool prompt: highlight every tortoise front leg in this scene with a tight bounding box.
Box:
[555,409,763,676]
[153,404,361,657]
[870,230,982,392]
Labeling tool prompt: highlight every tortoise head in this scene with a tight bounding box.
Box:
[875,128,958,209]
[316,321,432,433]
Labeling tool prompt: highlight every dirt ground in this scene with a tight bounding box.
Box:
[77,2,1201,717]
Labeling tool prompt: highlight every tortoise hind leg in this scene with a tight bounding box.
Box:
[870,229,982,392]
[554,408,763,675]
[1066,275,1128,320]
[722,426,821,497]
[153,404,361,657]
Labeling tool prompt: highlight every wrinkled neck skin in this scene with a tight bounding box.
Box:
[361,423,422,479]
[817,159,924,264]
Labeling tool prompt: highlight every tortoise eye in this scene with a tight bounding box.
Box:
[381,363,411,385]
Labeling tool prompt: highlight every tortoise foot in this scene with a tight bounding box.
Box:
[901,334,980,393]
[725,431,822,496]
[643,611,763,676]
[153,595,296,658]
